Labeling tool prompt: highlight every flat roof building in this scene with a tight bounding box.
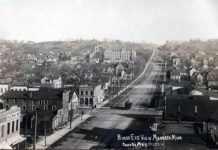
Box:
[0,106,25,149]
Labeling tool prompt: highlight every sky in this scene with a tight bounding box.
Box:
[0,0,218,44]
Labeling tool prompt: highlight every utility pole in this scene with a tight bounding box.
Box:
[25,79,30,149]
[109,76,112,107]
[164,53,167,150]
[70,99,73,129]
[33,107,38,150]
[44,115,47,147]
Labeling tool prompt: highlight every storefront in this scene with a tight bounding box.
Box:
[0,106,26,149]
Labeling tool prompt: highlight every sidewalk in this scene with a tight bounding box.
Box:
[29,114,91,149]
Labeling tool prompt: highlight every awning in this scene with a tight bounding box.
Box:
[0,141,12,149]
[210,97,218,100]
[7,134,26,146]
[172,86,183,90]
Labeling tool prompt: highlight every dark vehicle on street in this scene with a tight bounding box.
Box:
[125,100,132,109]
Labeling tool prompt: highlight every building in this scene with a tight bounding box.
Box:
[207,70,218,93]
[172,56,180,67]
[166,95,218,121]
[10,85,28,92]
[52,90,70,130]
[41,75,63,89]
[78,85,94,111]
[68,91,79,112]
[170,68,188,82]
[115,62,133,79]
[166,94,218,145]
[0,106,25,149]
[104,47,136,62]
[0,84,9,96]
[1,88,69,134]
[94,84,105,105]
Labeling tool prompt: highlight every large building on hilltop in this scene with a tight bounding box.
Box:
[104,47,136,62]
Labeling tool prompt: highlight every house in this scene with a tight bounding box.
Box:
[104,64,116,74]
[170,69,180,82]
[0,106,25,149]
[196,73,204,85]
[189,68,197,77]
[115,62,133,79]
[207,70,218,93]
[109,76,120,95]
[115,62,127,75]
[45,56,57,66]
[0,84,9,96]
[41,75,63,89]
[36,58,45,66]
[172,56,180,67]
[170,68,188,82]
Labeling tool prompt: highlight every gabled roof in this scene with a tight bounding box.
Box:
[116,62,129,69]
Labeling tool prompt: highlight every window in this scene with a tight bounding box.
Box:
[80,98,84,104]
[7,123,10,134]
[44,105,48,110]
[90,98,93,105]
[81,91,83,96]
[45,100,48,105]
[16,120,18,131]
[85,98,88,105]
[52,105,56,111]
[32,105,36,111]
[178,105,181,112]
[14,99,17,103]
[32,101,37,105]
[1,88,3,93]
[86,91,88,95]
[6,99,9,103]
[12,121,14,133]
[195,105,198,113]
[91,91,93,96]
[1,125,4,137]
[22,105,26,111]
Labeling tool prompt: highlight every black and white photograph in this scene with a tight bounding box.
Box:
[0,0,218,149]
